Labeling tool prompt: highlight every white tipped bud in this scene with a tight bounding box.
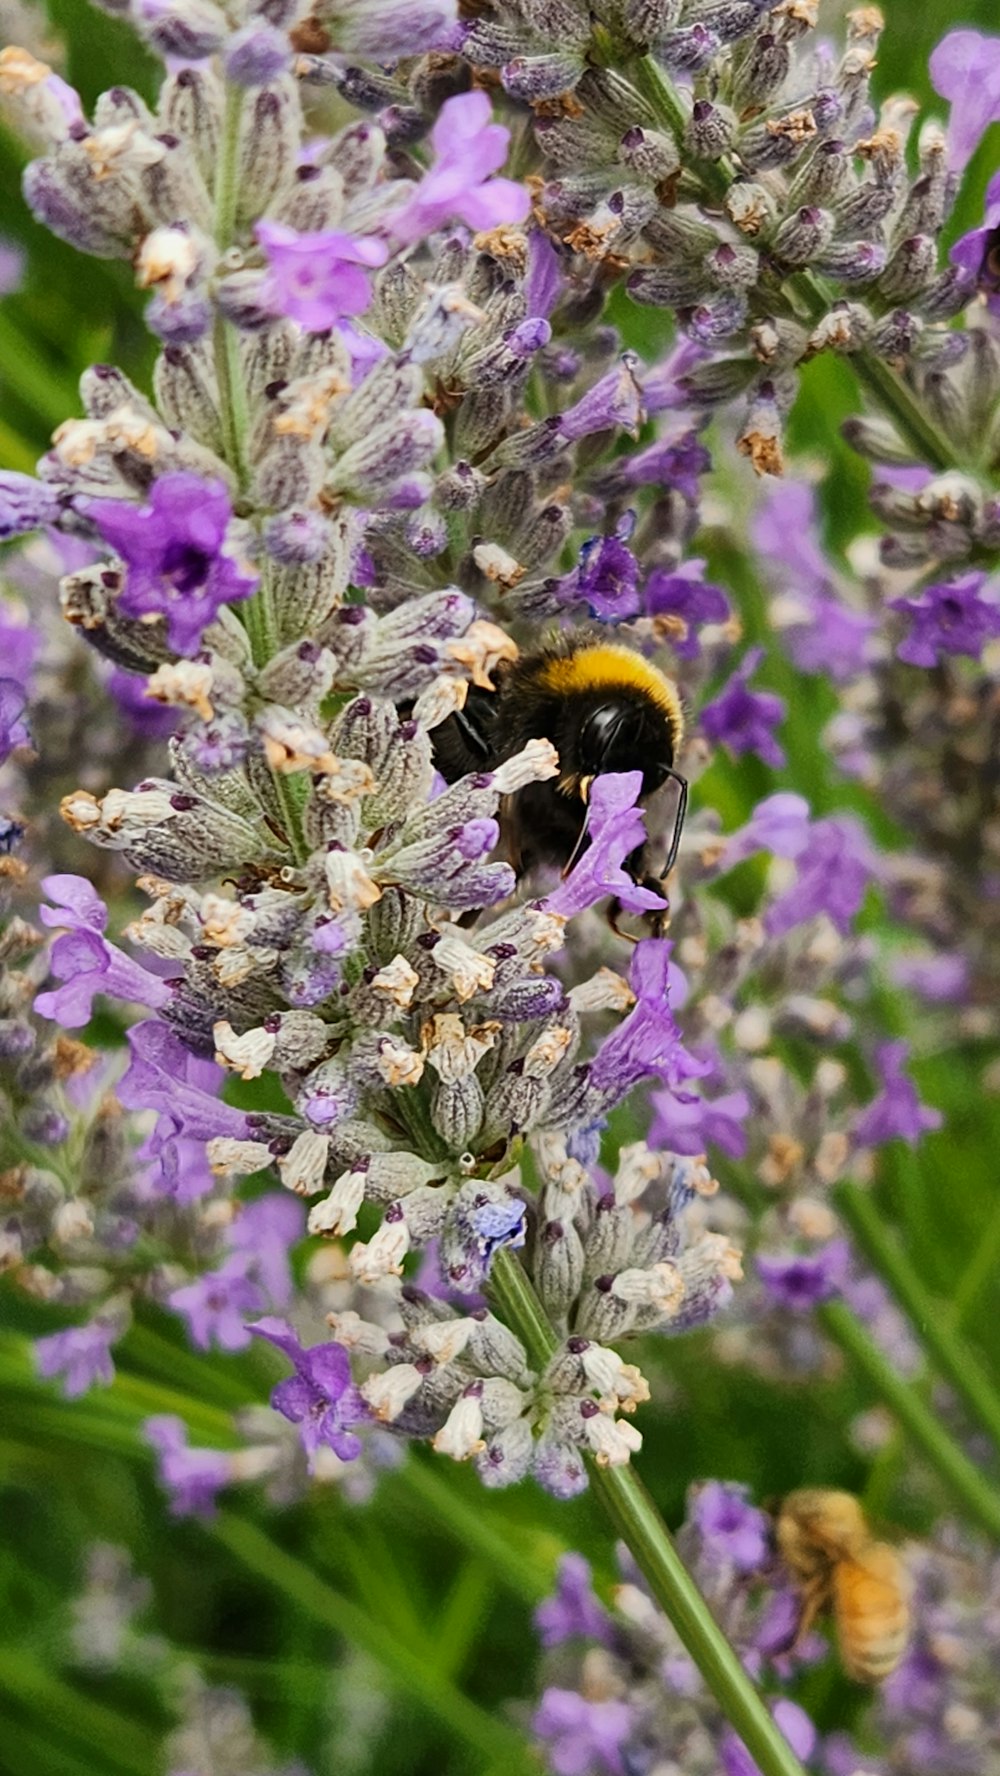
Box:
[376,1038,425,1088]
[411,1318,476,1365]
[369,954,420,1010]
[432,1390,486,1461]
[52,1199,94,1247]
[349,1219,410,1285]
[412,674,468,732]
[325,1310,391,1359]
[277,1130,330,1198]
[199,893,255,948]
[580,1345,651,1414]
[212,1020,276,1081]
[325,849,381,912]
[584,1412,643,1467]
[206,1137,271,1177]
[423,1013,498,1083]
[472,541,525,588]
[361,1364,424,1423]
[492,738,560,793]
[569,968,636,1014]
[611,1261,686,1316]
[432,932,497,1002]
[308,1169,368,1238]
[614,1143,661,1207]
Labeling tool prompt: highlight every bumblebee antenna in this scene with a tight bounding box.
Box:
[660,767,688,878]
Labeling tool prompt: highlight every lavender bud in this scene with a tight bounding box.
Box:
[535,1219,585,1316]
[769,205,835,267]
[876,234,938,303]
[623,0,683,40]
[236,80,299,225]
[840,415,918,466]
[476,1418,534,1489]
[501,54,586,104]
[431,1076,485,1150]
[730,31,791,107]
[658,24,722,72]
[154,345,223,455]
[160,67,223,185]
[224,22,291,87]
[133,0,228,58]
[685,99,737,160]
[813,239,886,284]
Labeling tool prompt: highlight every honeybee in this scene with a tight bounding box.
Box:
[776,1488,911,1684]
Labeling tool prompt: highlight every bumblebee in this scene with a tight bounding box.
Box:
[432,639,688,930]
[776,1489,911,1685]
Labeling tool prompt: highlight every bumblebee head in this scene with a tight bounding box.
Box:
[574,699,677,789]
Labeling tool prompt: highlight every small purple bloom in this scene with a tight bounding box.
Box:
[721,1699,816,1776]
[0,680,30,763]
[227,1193,305,1311]
[891,952,970,1003]
[764,815,877,937]
[649,1083,750,1159]
[118,1021,254,1145]
[783,591,876,682]
[85,473,258,656]
[256,219,388,332]
[951,168,1000,314]
[751,479,829,589]
[558,359,642,444]
[576,527,640,621]
[645,560,730,657]
[590,939,709,1102]
[533,1688,632,1776]
[689,1481,770,1573]
[640,337,708,414]
[722,793,812,868]
[35,1321,117,1397]
[34,874,171,1028]
[0,237,25,295]
[546,772,666,921]
[535,1555,612,1648]
[929,29,1000,172]
[756,1239,850,1312]
[854,1041,943,1148]
[700,648,786,768]
[169,1258,265,1353]
[389,90,529,245]
[890,571,1000,667]
[144,1415,233,1517]
[250,1317,366,1469]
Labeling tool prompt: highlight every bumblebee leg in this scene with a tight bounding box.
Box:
[607,897,640,943]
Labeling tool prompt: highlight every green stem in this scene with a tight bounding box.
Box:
[393,1454,556,1606]
[836,1180,1000,1456]
[818,1299,1000,1541]
[848,351,955,473]
[951,1187,1000,1330]
[488,1253,810,1776]
[0,1649,160,1776]
[211,1512,536,1773]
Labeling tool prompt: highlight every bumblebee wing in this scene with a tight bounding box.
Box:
[832,1545,911,1683]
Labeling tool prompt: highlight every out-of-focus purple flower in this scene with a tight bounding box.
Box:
[524,229,563,319]
[0,471,62,540]
[227,1194,305,1311]
[546,772,666,921]
[34,874,172,1028]
[0,680,30,763]
[590,939,708,1103]
[0,607,39,688]
[251,1317,366,1469]
[144,1415,233,1517]
[650,1082,750,1159]
[332,0,457,59]
[35,925,172,1027]
[85,473,257,656]
[35,1322,117,1397]
[951,169,1000,314]
[722,793,812,868]
[700,648,786,767]
[640,338,708,414]
[751,479,829,588]
[890,571,1000,667]
[256,219,388,332]
[756,1239,850,1312]
[891,952,970,1003]
[689,1481,770,1573]
[644,560,730,657]
[169,1257,265,1353]
[854,1041,943,1148]
[535,1555,612,1649]
[390,90,529,246]
[929,29,1000,172]
[764,815,877,937]
[782,591,876,682]
[558,359,642,444]
[533,1688,632,1776]
[720,1699,816,1776]
[106,667,178,738]
[610,427,710,500]
[0,238,25,296]
[223,21,291,85]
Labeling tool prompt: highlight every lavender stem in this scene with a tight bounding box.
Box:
[488,1250,810,1776]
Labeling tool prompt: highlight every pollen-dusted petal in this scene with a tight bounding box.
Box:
[349,1218,410,1284]
[491,738,560,793]
[432,932,497,1002]
[277,1131,331,1198]
[432,1388,487,1461]
[611,1262,686,1315]
[360,1364,424,1423]
[411,1318,477,1365]
[325,848,381,912]
[308,1168,368,1238]
[212,1020,277,1081]
[369,954,420,1010]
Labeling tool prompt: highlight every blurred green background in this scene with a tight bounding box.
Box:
[1,2,999,1773]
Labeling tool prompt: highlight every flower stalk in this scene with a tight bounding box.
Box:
[818,1298,1000,1541]
[835,1179,1000,1456]
[489,1251,810,1776]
